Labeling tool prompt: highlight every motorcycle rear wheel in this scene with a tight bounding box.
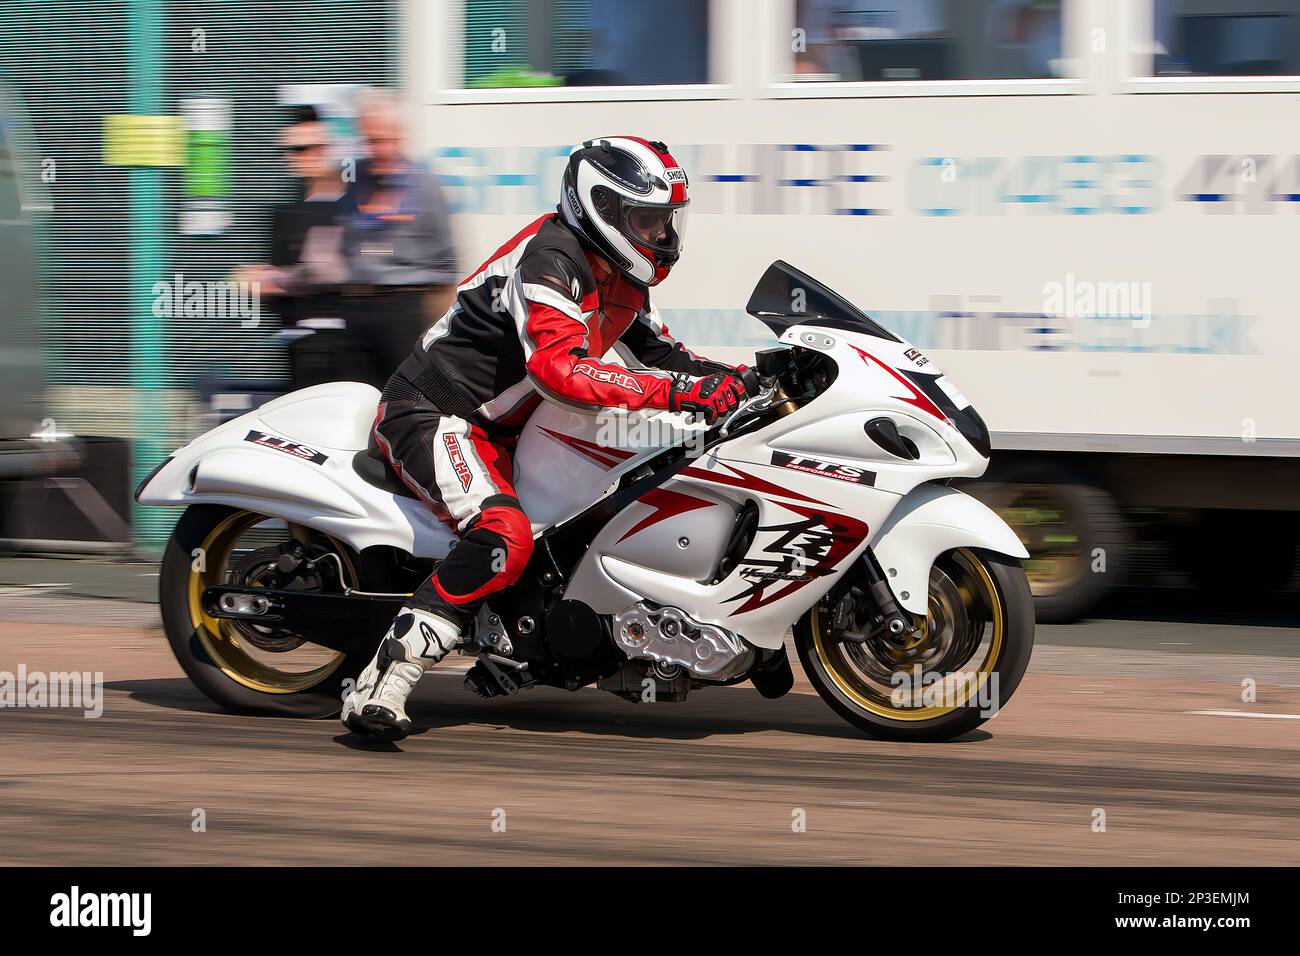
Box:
[794,548,1034,742]
[159,504,384,718]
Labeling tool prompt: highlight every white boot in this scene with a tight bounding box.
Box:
[342,607,463,740]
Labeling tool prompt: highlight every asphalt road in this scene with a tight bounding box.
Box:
[1,581,1297,866]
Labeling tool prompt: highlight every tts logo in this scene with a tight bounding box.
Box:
[771,451,875,485]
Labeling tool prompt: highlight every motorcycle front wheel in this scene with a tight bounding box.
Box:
[158,504,385,718]
[794,548,1034,742]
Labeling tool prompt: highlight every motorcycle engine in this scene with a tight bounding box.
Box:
[612,604,754,681]
[598,660,691,703]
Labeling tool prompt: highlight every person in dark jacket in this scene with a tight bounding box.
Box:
[236,106,351,388]
[339,88,458,389]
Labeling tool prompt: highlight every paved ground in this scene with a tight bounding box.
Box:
[1,583,1296,866]
[0,556,160,604]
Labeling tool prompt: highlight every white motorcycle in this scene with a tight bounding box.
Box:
[139,261,1033,741]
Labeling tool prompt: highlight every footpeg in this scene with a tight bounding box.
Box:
[463,660,517,698]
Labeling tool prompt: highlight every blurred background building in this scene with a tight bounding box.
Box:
[0,0,396,548]
[2,0,1299,623]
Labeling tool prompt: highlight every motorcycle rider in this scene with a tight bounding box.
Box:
[343,136,749,740]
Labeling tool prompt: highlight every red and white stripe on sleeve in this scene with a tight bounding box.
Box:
[513,251,674,411]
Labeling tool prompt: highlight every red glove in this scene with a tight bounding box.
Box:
[668,371,747,425]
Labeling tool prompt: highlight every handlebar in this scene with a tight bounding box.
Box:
[716,380,779,439]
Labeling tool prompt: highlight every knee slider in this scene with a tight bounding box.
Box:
[473,503,534,582]
[434,498,533,603]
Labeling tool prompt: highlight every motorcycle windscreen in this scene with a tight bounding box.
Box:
[902,369,993,459]
[744,260,901,342]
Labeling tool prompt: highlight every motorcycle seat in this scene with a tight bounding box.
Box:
[352,448,418,500]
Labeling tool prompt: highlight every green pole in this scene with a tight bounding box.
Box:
[127,0,169,550]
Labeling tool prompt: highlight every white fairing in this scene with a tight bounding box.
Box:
[138,321,1027,655]
[511,401,710,532]
[562,325,1017,649]
[136,383,704,557]
[869,483,1029,615]
[136,383,458,558]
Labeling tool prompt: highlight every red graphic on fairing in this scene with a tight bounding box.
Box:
[618,487,714,543]
[681,460,824,505]
[442,433,474,492]
[848,344,947,423]
[538,427,634,470]
[723,503,870,615]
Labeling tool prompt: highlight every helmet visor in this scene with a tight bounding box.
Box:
[623,201,689,258]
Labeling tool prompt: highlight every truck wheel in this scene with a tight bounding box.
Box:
[972,467,1127,624]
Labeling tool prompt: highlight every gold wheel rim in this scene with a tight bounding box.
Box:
[187,511,355,694]
[812,548,1004,720]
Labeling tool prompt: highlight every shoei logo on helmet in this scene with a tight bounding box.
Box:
[566,184,582,219]
[663,167,686,184]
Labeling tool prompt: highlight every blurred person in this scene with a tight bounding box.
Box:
[341,137,750,740]
[341,88,458,389]
[585,0,708,85]
[793,0,861,78]
[234,105,351,388]
[793,0,945,78]
[988,0,1064,77]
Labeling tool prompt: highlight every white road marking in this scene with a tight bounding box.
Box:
[1157,642,1191,646]
[1185,710,1300,720]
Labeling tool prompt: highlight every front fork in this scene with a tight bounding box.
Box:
[827,550,922,646]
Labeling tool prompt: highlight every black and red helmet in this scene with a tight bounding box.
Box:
[559,136,690,287]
